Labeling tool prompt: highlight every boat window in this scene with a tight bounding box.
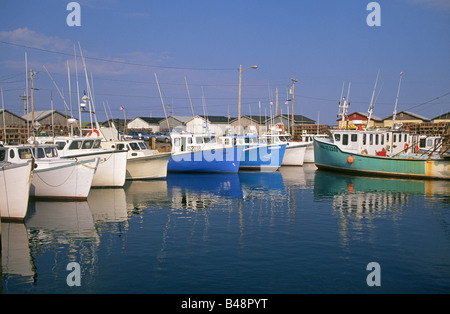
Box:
[404,134,407,142]
[224,138,230,145]
[129,142,140,150]
[45,147,58,158]
[82,140,94,149]
[393,134,397,143]
[363,134,366,145]
[0,149,5,161]
[427,138,433,147]
[19,148,32,159]
[334,134,341,142]
[351,134,358,142]
[55,141,66,150]
[9,149,15,159]
[116,143,125,150]
[93,140,101,148]
[375,134,379,145]
[138,142,148,150]
[386,133,390,142]
[420,138,426,148]
[174,138,180,147]
[342,134,349,145]
[36,148,45,158]
[69,140,82,150]
[370,134,373,145]
[381,134,384,145]
[195,137,203,144]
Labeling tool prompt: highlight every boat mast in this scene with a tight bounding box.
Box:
[392,71,403,129]
[367,69,380,128]
[338,82,350,128]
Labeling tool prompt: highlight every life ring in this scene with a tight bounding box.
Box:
[88,129,100,137]
[404,143,409,151]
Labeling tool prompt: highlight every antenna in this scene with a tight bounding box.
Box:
[392,71,403,129]
[155,73,169,131]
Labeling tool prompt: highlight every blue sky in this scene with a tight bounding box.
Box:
[1,0,449,125]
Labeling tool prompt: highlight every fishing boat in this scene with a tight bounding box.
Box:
[300,132,329,163]
[0,155,33,221]
[314,129,449,180]
[261,124,307,166]
[231,132,287,172]
[3,144,99,199]
[168,132,243,173]
[99,127,171,179]
[34,134,128,187]
[314,73,449,180]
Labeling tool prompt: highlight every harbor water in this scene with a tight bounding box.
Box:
[1,164,450,294]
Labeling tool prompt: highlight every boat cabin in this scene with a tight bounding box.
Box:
[0,145,59,163]
[331,129,417,156]
[418,135,442,153]
[171,132,219,153]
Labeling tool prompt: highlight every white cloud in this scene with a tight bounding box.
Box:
[0,27,72,51]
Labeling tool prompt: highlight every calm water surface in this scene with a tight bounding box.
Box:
[1,164,450,294]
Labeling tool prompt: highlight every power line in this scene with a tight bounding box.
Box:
[0,40,237,71]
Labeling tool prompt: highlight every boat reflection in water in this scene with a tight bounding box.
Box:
[313,168,450,246]
[3,163,450,293]
[167,173,242,210]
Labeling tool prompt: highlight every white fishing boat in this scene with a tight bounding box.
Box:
[262,124,308,166]
[300,132,329,163]
[3,144,99,200]
[0,153,33,221]
[34,134,127,187]
[99,127,171,179]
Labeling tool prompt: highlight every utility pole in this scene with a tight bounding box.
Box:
[20,92,29,115]
[291,77,298,134]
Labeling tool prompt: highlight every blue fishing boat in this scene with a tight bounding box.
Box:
[231,133,287,172]
[168,132,243,173]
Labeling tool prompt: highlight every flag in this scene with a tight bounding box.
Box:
[120,106,124,110]
[400,71,403,76]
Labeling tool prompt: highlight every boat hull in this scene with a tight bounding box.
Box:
[0,162,33,221]
[127,152,171,179]
[282,143,307,166]
[239,143,287,172]
[303,142,315,163]
[60,150,127,187]
[30,158,99,200]
[314,138,450,180]
[168,146,243,173]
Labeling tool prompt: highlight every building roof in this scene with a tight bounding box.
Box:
[337,111,382,122]
[22,110,73,121]
[135,117,164,124]
[0,109,27,122]
[269,114,315,124]
[432,111,450,120]
[383,110,430,122]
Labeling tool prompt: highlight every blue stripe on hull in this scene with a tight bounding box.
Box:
[168,146,243,173]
